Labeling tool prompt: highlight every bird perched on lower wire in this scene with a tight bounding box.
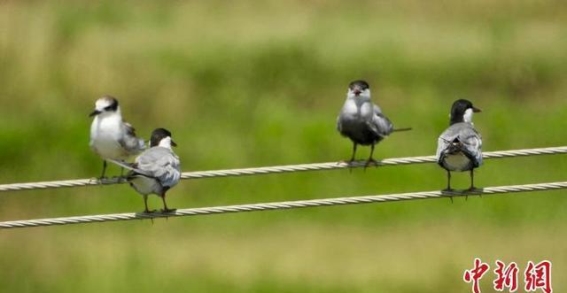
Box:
[337,80,411,167]
[89,96,145,179]
[125,128,181,213]
[436,99,483,192]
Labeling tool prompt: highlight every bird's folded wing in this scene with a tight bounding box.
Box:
[367,109,394,138]
[150,155,180,180]
[336,114,343,132]
[119,122,146,151]
[123,121,137,136]
[106,159,153,177]
[436,124,483,165]
[460,128,483,165]
[134,148,181,185]
[435,136,451,161]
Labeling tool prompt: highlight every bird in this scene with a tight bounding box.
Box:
[123,128,181,213]
[89,95,146,179]
[436,99,483,192]
[337,80,411,167]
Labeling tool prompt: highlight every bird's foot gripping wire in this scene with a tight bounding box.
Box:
[440,187,483,201]
[364,158,379,170]
[465,186,482,192]
[92,174,128,185]
[93,176,118,185]
[441,188,458,203]
[464,187,483,200]
[337,159,358,173]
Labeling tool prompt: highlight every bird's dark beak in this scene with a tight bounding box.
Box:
[89,110,101,117]
[171,140,178,147]
[472,106,481,113]
[353,88,362,96]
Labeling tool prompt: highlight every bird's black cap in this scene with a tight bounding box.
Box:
[450,99,481,125]
[150,128,177,147]
[348,80,370,91]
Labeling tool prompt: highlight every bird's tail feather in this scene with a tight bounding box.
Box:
[107,159,153,177]
[393,127,412,132]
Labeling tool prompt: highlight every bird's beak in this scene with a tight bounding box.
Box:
[472,106,481,113]
[89,109,101,117]
[171,140,178,147]
[353,88,362,96]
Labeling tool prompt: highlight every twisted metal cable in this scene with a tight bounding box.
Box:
[1,181,565,229]
[1,146,566,192]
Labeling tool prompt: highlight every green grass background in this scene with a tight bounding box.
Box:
[1,0,566,292]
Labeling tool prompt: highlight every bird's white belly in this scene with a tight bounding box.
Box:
[443,153,472,171]
[90,118,127,160]
[129,176,162,196]
[92,138,126,159]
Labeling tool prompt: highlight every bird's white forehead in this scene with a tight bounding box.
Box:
[95,97,115,109]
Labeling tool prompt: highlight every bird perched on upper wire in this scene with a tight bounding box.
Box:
[89,96,146,179]
[118,128,181,214]
[436,99,483,192]
[337,80,412,168]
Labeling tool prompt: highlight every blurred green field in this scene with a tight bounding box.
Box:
[1,0,567,292]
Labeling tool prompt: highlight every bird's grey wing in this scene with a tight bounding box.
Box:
[460,127,483,166]
[436,123,483,166]
[134,148,181,188]
[119,122,146,153]
[436,124,462,158]
[152,153,181,188]
[366,105,394,138]
[336,105,350,133]
[436,136,451,162]
[336,114,342,133]
[336,110,353,137]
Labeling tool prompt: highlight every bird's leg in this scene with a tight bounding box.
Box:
[465,170,472,200]
[443,170,454,203]
[99,160,108,180]
[160,193,176,213]
[343,143,357,172]
[466,169,480,197]
[339,143,357,171]
[445,170,452,191]
[143,195,156,214]
[350,143,357,163]
[364,143,378,169]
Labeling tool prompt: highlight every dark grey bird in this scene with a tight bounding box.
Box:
[89,96,145,178]
[337,80,411,167]
[114,128,181,213]
[436,99,483,191]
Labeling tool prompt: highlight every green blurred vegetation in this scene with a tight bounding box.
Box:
[1,0,567,292]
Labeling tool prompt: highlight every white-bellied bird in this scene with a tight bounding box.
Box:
[337,80,411,167]
[89,96,145,178]
[125,128,181,213]
[436,99,483,191]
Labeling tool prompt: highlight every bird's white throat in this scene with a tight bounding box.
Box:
[158,137,174,149]
[463,108,474,124]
